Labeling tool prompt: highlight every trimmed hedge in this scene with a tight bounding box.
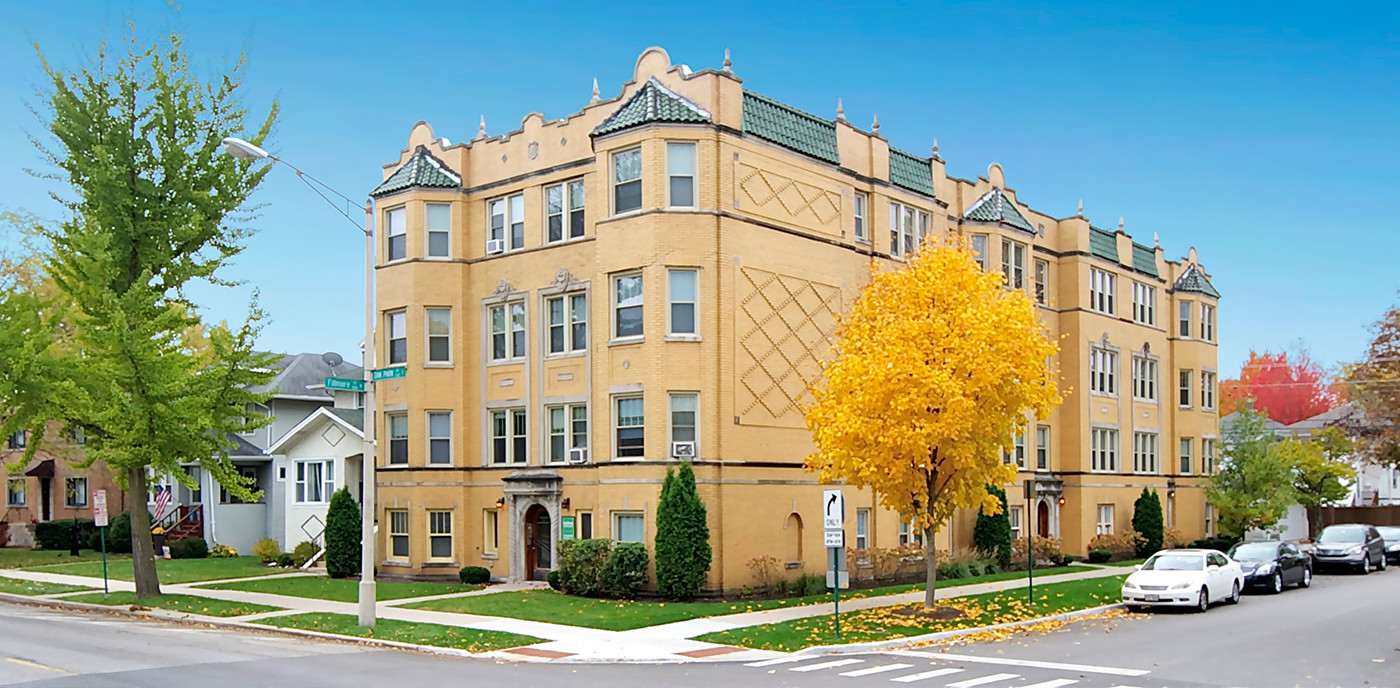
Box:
[1088,549,1113,564]
[459,566,491,585]
[324,488,361,578]
[556,538,650,598]
[1189,536,1238,552]
[36,519,95,551]
[88,511,134,553]
[602,542,650,599]
[292,540,319,567]
[170,537,209,559]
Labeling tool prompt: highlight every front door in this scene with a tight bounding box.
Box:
[524,505,552,581]
[39,478,52,521]
[1036,501,1050,538]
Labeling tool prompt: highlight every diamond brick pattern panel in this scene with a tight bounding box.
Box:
[736,267,842,427]
[737,163,841,230]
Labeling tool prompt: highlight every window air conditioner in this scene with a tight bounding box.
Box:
[671,441,696,459]
[486,239,505,255]
[568,448,589,464]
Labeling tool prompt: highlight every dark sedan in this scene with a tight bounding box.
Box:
[1311,523,1388,574]
[1228,540,1312,593]
[1380,526,1400,565]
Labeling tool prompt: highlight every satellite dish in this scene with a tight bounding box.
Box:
[322,351,344,369]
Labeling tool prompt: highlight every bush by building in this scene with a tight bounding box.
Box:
[1131,488,1165,557]
[169,537,208,559]
[653,462,711,600]
[556,538,612,596]
[458,566,491,585]
[292,540,319,567]
[324,488,360,579]
[973,485,1013,569]
[252,538,282,563]
[36,519,95,551]
[602,542,650,599]
[87,511,134,553]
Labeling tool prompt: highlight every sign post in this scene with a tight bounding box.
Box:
[1024,479,1035,606]
[823,489,845,639]
[93,490,109,599]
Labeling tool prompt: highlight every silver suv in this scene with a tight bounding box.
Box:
[1311,524,1388,574]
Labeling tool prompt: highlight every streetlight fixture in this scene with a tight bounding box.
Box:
[221,137,379,627]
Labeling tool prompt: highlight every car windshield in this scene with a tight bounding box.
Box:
[1378,526,1400,542]
[1318,527,1367,544]
[1228,543,1277,560]
[1142,553,1204,571]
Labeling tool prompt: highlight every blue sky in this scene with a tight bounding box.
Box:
[2,1,1397,374]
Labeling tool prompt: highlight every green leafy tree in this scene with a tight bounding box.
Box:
[1342,299,1400,468]
[972,485,1012,569]
[1282,427,1356,539]
[1205,405,1296,540]
[324,488,361,579]
[0,30,277,598]
[1131,488,1164,557]
[654,462,712,600]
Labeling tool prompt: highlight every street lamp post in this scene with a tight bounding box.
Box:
[221,137,378,627]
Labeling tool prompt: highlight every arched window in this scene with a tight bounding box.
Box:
[785,512,803,562]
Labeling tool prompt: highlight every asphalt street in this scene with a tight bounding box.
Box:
[1,566,1396,688]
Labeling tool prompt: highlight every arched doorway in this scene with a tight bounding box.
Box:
[524,504,552,581]
[1037,500,1051,538]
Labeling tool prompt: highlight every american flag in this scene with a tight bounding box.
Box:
[153,485,171,522]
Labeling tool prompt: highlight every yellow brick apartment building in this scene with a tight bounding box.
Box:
[367,47,1221,589]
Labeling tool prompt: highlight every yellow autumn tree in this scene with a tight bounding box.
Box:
[805,232,1062,609]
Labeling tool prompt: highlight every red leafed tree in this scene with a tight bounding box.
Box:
[1220,348,1337,425]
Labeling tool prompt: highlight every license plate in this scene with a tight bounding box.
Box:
[1145,594,1159,602]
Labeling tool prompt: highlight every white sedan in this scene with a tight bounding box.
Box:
[1121,549,1244,613]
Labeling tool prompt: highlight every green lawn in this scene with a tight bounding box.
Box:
[404,566,1096,631]
[63,591,282,618]
[0,548,128,569]
[200,575,479,602]
[696,574,1128,652]
[1106,558,1148,567]
[0,577,94,596]
[255,613,541,652]
[27,556,282,584]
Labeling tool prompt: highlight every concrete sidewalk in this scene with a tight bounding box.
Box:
[0,563,1125,663]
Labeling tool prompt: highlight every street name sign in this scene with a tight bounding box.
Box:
[325,377,366,392]
[371,366,407,381]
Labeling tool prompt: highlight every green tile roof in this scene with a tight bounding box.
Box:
[592,77,710,136]
[1174,264,1221,298]
[889,148,934,197]
[1089,226,1119,262]
[1131,243,1159,277]
[964,188,1035,233]
[371,146,461,197]
[741,90,840,165]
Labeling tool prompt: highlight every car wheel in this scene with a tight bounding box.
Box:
[1360,556,1371,575]
[1227,580,1241,605]
[1299,567,1312,588]
[1270,572,1283,594]
[1379,554,1388,571]
[1195,588,1209,613]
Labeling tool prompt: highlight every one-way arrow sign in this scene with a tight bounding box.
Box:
[823,489,844,530]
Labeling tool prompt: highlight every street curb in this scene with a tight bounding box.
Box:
[0,592,496,660]
[797,603,1127,656]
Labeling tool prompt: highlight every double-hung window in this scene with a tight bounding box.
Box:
[1132,282,1155,325]
[1132,355,1157,400]
[615,396,645,458]
[1036,425,1050,470]
[613,148,642,213]
[295,459,335,503]
[853,192,868,242]
[490,409,528,465]
[970,235,988,270]
[1090,346,1118,395]
[386,311,407,365]
[1001,239,1026,290]
[1096,504,1115,535]
[427,511,453,560]
[1202,371,1217,410]
[388,414,408,464]
[546,293,587,354]
[65,477,88,508]
[426,203,450,258]
[669,393,697,456]
[388,510,409,558]
[1004,432,1026,467]
[1179,437,1193,475]
[1178,301,1193,337]
[1009,506,1023,540]
[855,508,870,549]
[1034,259,1049,304]
[545,179,586,243]
[889,202,928,258]
[488,193,525,251]
[385,207,406,261]
[667,269,697,336]
[1201,304,1216,341]
[547,404,588,464]
[7,431,25,450]
[489,302,526,361]
[427,412,452,465]
[6,478,25,507]
[1179,370,1193,407]
[666,142,696,207]
[1090,268,1116,315]
[1202,438,1218,473]
[425,308,451,363]
[613,272,643,339]
[1133,432,1159,473]
[1091,427,1119,472]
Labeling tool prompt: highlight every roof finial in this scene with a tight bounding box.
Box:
[591,78,600,104]
[872,112,880,135]
[723,48,733,72]
[475,115,486,141]
[932,137,940,157]
[1118,216,1125,232]
[835,97,845,122]
[1153,232,1160,248]
[1077,199,1083,218]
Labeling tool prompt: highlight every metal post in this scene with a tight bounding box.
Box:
[1026,481,1034,607]
[100,526,108,600]
[358,200,378,627]
[831,546,840,639]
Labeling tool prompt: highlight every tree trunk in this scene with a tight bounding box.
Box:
[127,467,161,598]
[1305,505,1321,541]
[923,525,938,609]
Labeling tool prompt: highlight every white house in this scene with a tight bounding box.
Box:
[266,406,364,549]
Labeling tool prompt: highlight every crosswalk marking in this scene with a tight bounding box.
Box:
[744,656,803,667]
[839,663,914,677]
[890,667,965,683]
[790,659,864,672]
[1022,680,1079,688]
[896,651,1151,677]
[947,674,1020,688]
